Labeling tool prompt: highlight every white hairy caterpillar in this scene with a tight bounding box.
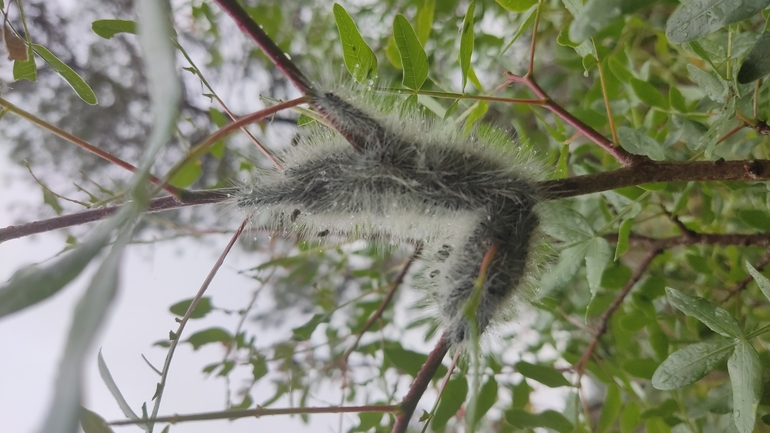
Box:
[236,87,542,345]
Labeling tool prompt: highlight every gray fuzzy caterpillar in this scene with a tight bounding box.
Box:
[237,89,541,345]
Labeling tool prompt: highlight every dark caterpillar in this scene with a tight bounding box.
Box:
[237,89,541,345]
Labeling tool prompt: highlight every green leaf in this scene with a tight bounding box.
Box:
[168,297,213,319]
[667,0,770,43]
[686,64,726,103]
[43,189,64,215]
[393,14,429,90]
[738,32,770,83]
[464,101,488,134]
[97,351,143,428]
[357,411,384,431]
[250,356,269,381]
[431,376,468,430]
[728,341,761,433]
[385,35,402,69]
[539,243,587,296]
[291,313,329,341]
[629,77,669,110]
[80,408,114,433]
[570,0,648,43]
[651,337,735,390]
[384,342,446,377]
[416,0,436,45]
[617,126,665,160]
[333,3,378,84]
[620,401,641,433]
[13,56,37,81]
[586,237,611,298]
[665,287,744,338]
[0,211,126,319]
[597,384,621,433]
[515,361,570,387]
[615,218,634,260]
[746,261,770,302]
[91,19,137,39]
[505,409,573,433]
[458,0,475,91]
[168,159,202,188]
[31,44,97,105]
[187,328,232,350]
[622,358,659,379]
[496,0,537,12]
[543,205,595,242]
[472,377,498,424]
[669,86,687,112]
[38,225,133,433]
[738,209,770,231]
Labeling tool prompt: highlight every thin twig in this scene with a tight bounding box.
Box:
[0,97,183,197]
[147,219,248,432]
[111,404,398,426]
[574,250,660,375]
[332,247,422,368]
[504,72,636,166]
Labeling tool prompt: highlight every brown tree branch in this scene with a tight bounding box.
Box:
[392,334,450,433]
[542,159,770,200]
[109,404,398,426]
[605,232,770,250]
[0,190,228,244]
[212,0,314,96]
[5,159,770,243]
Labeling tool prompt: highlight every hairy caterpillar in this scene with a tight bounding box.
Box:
[237,87,542,345]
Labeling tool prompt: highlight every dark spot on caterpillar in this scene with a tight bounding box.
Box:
[317,229,330,237]
[430,269,440,278]
[436,245,453,262]
[291,209,301,222]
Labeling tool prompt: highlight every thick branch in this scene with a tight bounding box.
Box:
[392,334,450,433]
[0,190,227,244]
[606,232,770,250]
[542,159,770,200]
[4,159,770,243]
[213,0,314,95]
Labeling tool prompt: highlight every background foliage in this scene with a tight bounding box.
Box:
[3,0,770,432]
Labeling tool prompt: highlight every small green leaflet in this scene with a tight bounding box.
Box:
[666,0,770,43]
[333,4,378,84]
[496,0,537,12]
[458,0,475,91]
[738,32,770,83]
[746,261,770,301]
[32,44,98,105]
[393,14,429,90]
[431,376,467,430]
[569,0,648,43]
[651,337,735,390]
[665,287,743,338]
[416,0,435,44]
[91,19,137,39]
[728,341,761,433]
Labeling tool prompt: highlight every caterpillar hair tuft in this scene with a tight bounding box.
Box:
[236,85,543,345]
